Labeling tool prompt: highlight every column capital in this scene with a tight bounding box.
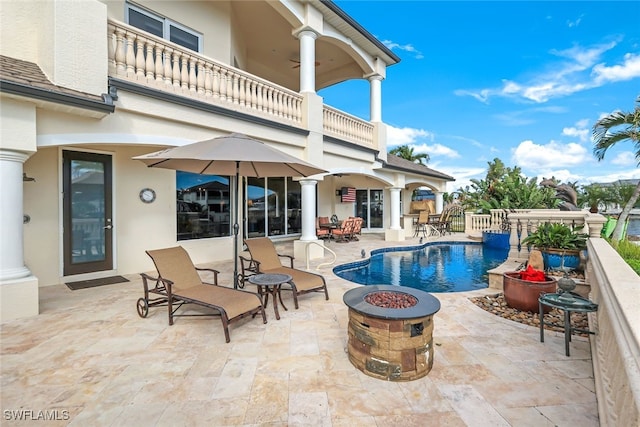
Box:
[365,73,384,82]
[293,27,319,40]
[0,149,31,163]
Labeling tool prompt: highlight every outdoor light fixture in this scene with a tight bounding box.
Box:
[23,173,35,182]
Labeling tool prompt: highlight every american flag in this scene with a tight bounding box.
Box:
[341,187,356,203]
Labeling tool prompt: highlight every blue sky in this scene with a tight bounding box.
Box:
[320,1,640,192]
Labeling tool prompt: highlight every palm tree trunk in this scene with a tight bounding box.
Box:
[612,181,640,241]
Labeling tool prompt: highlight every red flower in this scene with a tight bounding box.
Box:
[519,265,547,282]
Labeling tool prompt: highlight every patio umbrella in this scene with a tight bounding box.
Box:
[133,133,327,288]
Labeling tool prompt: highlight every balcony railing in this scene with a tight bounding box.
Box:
[107,20,303,125]
[323,105,374,147]
[107,19,377,149]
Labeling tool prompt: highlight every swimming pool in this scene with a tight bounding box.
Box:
[333,242,509,293]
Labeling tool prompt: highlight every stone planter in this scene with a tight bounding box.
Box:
[541,249,581,271]
[503,272,557,313]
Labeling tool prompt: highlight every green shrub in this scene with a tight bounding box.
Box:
[611,239,640,275]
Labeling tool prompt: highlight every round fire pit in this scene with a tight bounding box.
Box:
[343,285,441,381]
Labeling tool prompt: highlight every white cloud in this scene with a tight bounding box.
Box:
[381,39,424,59]
[562,119,590,142]
[456,40,640,103]
[593,53,640,84]
[512,139,590,170]
[386,125,461,161]
[439,166,487,192]
[386,126,433,146]
[411,143,460,158]
[611,151,638,166]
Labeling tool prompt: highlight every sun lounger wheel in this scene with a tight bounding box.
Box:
[136,298,149,318]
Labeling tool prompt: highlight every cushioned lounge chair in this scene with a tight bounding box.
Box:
[240,237,329,308]
[141,246,266,343]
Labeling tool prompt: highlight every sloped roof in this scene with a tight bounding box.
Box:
[383,154,455,181]
[0,55,114,113]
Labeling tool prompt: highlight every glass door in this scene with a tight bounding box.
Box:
[355,189,384,229]
[63,151,113,276]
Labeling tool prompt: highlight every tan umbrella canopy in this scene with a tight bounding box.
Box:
[133,133,327,288]
[133,133,325,177]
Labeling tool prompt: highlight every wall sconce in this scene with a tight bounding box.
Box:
[335,190,341,196]
[23,173,35,182]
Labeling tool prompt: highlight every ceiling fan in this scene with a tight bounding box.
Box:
[290,59,320,69]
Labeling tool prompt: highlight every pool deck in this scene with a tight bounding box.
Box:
[0,233,598,426]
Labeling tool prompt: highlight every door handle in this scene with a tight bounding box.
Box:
[104,225,113,230]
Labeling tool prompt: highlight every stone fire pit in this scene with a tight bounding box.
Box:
[343,285,441,381]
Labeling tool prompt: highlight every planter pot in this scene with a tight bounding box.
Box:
[503,272,556,313]
[541,249,581,271]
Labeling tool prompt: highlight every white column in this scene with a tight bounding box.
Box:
[389,187,401,230]
[435,192,444,214]
[298,30,318,93]
[300,179,318,241]
[368,74,383,122]
[0,150,32,280]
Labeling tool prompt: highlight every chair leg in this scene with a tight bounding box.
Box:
[220,313,231,343]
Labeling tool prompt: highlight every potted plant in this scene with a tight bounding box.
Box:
[521,222,588,270]
[503,264,556,312]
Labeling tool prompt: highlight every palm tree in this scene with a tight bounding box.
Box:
[389,145,429,165]
[592,97,640,241]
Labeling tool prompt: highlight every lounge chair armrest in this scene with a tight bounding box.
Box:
[140,272,167,292]
[277,253,294,268]
[239,255,261,273]
[196,267,219,284]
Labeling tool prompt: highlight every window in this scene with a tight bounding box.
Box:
[177,172,230,240]
[245,177,302,238]
[126,2,202,52]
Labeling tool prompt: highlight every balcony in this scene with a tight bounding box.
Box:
[107,20,375,149]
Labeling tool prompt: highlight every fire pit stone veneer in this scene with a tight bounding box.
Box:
[343,285,441,381]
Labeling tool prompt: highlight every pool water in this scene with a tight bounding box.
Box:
[333,242,509,293]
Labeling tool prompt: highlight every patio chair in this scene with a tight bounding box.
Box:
[142,246,266,343]
[351,217,364,240]
[331,217,356,242]
[434,207,453,235]
[240,237,329,308]
[316,217,331,240]
[414,210,431,237]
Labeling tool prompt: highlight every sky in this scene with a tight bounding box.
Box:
[320,1,640,192]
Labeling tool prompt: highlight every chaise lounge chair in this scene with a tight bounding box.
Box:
[141,246,266,343]
[240,237,329,308]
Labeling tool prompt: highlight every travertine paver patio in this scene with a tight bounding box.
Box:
[0,233,598,426]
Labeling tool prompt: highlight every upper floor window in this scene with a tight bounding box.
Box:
[126,2,202,52]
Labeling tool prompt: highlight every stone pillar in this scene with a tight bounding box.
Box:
[0,149,39,321]
[368,74,383,122]
[298,30,318,93]
[294,179,324,260]
[0,150,32,280]
[385,188,404,241]
[435,192,444,214]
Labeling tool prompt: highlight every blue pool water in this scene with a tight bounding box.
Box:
[333,242,509,293]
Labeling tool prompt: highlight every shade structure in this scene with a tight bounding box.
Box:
[133,133,325,178]
[133,133,327,288]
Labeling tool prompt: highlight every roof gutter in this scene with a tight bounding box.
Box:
[0,80,115,114]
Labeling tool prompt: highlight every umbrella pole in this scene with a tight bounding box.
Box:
[233,162,240,289]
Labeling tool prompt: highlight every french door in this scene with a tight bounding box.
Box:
[62,151,113,276]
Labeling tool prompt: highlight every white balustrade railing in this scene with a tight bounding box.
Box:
[587,238,640,426]
[323,105,374,147]
[107,20,303,124]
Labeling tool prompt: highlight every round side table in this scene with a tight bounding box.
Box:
[247,273,292,320]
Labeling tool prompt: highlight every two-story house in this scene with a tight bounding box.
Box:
[0,0,454,321]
